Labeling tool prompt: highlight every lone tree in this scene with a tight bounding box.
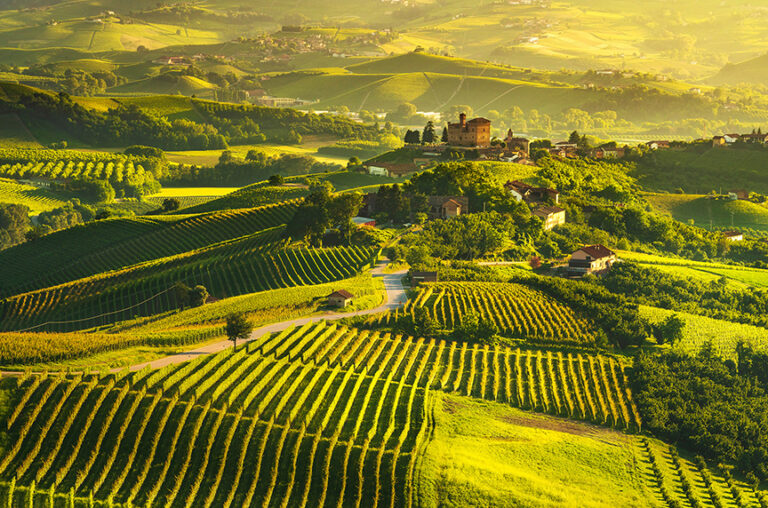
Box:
[162,198,180,212]
[226,313,253,349]
[268,174,285,186]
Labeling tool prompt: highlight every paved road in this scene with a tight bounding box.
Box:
[126,260,408,372]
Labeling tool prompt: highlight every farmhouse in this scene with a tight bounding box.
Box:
[505,180,559,204]
[646,140,671,150]
[723,231,744,242]
[533,205,566,230]
[568,244,617,275]
[352,217,376,227]
[364,162,416,178]
[328,290,354,308]
[446,114,491,148]
[428,196,469,219]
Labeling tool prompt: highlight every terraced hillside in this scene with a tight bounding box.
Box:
[0,201,299,296]
[3,323,763,506]
[0,240,377,332]
[370,281,599,345]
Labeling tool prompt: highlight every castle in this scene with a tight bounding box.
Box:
[446,113,491,147]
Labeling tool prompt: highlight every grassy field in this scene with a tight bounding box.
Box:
[165,140,352,167]
[418,392,653,507]
[645,192,768,231]
[618,250,768,288]
[641,305,768,359]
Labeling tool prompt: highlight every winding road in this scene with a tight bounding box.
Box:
[127,260,408,372]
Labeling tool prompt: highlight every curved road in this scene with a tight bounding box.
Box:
[127,260,408,371]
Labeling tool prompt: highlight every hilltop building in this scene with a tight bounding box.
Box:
[568,245,617,275]
[446,114,491,147]
[504,130,530,155]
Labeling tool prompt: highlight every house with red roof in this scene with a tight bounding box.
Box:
[568,244,617,275]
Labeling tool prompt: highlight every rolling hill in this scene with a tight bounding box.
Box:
[710,53,768,86]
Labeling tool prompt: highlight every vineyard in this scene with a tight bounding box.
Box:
[635,437,768,508]
[0,201,299,296]
[371,282,599,345]
[0,178,68,213]
[0,242,378,332]
[0,324,433,507]
[5,322,765,506]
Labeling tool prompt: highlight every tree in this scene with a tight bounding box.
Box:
[226,313,253,349]
[219,150,234,165]
[162,198,180,212]
[0,203,31,249]
[654,315,685,345]
[453,312,499,345]
[422,121,436,144]
[268,174,285,186]
[347,156,361,169]
[328,192,363,244]
[404,129,420,144]
[568,130,581,144]
[190,285,209,307]
[441,127,448,143]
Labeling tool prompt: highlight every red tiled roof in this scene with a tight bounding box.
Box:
[577,244,615,259]
[329,290,353,299]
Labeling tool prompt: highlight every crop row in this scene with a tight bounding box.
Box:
[374,281,598,345]
[1,200,299,296]
[0,238,375,332]
[2,330,430,506]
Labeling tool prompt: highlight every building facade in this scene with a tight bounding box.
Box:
[446,114,491,147]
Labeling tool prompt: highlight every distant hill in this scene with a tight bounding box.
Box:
[109,73,218,97]
[710,53,768,85]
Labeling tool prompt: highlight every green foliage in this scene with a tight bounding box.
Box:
[600,262,768,327]
[652,314,686,345]
[452,312,499,345]
[632,346,768,480]
[225,313,252,347]
[0,202,30,250]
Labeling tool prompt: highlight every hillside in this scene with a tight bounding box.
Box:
[3,323,766,506]
[710,53,768,86]
[646,193,768,231]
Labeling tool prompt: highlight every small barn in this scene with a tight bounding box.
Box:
[410,271,438,285]
[328,290,354,308]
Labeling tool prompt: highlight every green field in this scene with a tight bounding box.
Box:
[646,192,768,231]
[618,250,768,288]
[641,305,768,359]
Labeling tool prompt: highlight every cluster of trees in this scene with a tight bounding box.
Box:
[598,262,768,327]
[162,149,340,186]
[525,275,647,348]
[21,66,124,96]
[0,199,111,249]
[195,100,381,145]
[403,121,442,145]
[286,180,362,246]
[632,345,768,480]
[4,91,227,150]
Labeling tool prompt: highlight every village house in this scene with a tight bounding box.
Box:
[446,113,491,148]
[728,190,749,201]
[410,271,438,285]
[646,140,671,150]
[503,130,531,155]
[591,144,626,159]
[328,290,354,308]
[723,231,744,242]
[427,196,469,219]
[568,244,617,275]
[505,180,560,204]
[364,162,416,178]
[533,205,566,230]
